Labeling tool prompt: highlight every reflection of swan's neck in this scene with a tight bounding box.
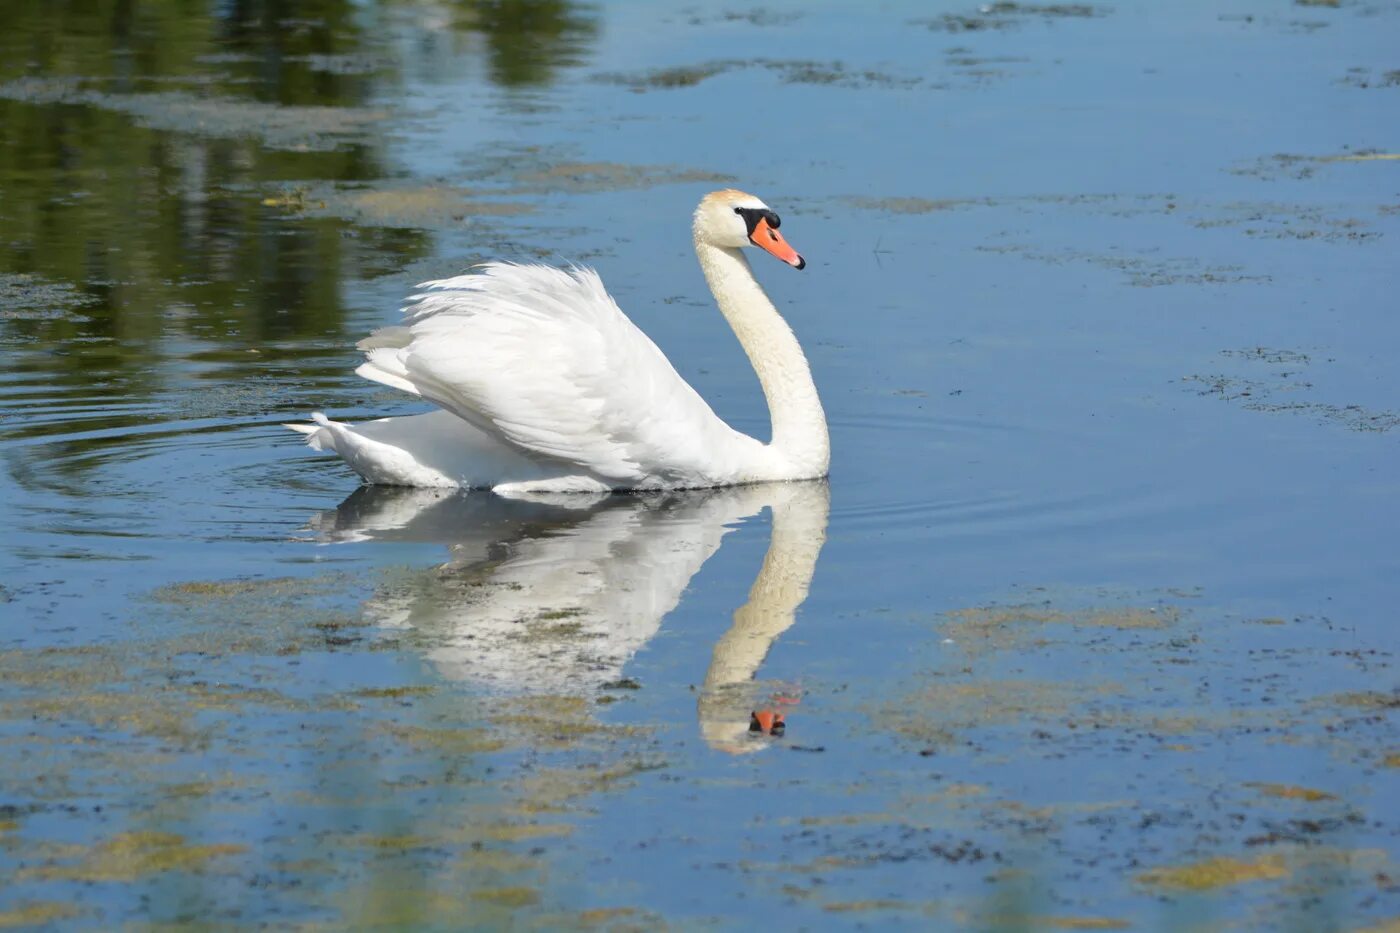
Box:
[702,484,830,690]
[695,239,828,477]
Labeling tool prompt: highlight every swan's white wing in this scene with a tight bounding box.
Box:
[356,262,757,486]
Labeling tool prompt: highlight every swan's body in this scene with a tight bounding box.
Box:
[287,190,828,492]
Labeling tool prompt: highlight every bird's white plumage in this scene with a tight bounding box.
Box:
[288,189,828,492]
[356,263,759,488]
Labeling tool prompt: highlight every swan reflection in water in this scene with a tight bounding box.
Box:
[309,480,829,753]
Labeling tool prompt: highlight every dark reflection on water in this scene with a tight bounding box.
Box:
[0,0,597,490]
[447,0,599,87]
[0,0,597,348]
[0,1,398,350]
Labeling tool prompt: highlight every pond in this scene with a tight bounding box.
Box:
[1,0,1397,928]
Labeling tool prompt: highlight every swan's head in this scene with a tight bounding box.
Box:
[694,189,805,270]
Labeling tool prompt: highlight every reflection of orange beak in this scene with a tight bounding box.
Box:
[749,709,786,736]
[749,218,805,270]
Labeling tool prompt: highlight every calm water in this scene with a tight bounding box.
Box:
[1,0,1397,928]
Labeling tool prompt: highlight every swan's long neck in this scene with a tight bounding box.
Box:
[695,239,829,477]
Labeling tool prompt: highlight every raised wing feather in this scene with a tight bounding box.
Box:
[356,263,756,486]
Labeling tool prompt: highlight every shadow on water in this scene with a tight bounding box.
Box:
[313,480,829,754]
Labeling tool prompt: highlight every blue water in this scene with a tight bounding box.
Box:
[1,0,1396,928]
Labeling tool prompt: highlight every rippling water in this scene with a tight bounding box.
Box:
[2,0,1398,928]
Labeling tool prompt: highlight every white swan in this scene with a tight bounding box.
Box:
[286,189,828,493]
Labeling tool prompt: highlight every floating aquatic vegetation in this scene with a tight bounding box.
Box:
[1138,854,1290,890]
[1184,349,1400,434]
[0,902,83,927]
[594,59,920,92]
[17,831,246,883]
[978,242,1272,287]
[1233,150,1400,180]
[1247,782,1338,802]
[0,78,388,151]
[0,273,99,321]
[914,2,1105,33]
[844,195,976,214]
[263,184,535,229]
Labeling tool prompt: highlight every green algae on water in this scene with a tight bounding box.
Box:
[18,831,246,882]
[0,902,82,928]
[1137,855,1288,891]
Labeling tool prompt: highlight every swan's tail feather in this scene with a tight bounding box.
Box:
[356,350,421,397]
[284,411,337,452]
[356,326,413,351]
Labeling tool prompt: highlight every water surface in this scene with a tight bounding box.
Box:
[1,0,1397,928]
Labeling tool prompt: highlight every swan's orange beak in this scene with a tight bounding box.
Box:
[749,709,786,736]
[749,218,805,270]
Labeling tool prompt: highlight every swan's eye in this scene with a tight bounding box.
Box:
[735,206,782,237]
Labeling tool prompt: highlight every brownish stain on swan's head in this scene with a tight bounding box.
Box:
[693,189,805,268]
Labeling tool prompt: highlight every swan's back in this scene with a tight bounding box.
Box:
[353,263,764,490]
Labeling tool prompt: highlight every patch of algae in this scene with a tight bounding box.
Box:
[380,723,507,755]
[1040,919,1131,930]
[1246,782,1337,802]
[823,899,933,913]
[536,905,666,930]
[796,812,899,828]
[594,58,917,92]
[0,78,387,151]
[1137,854,1288,891]
[845,195,973,214]
[596,61,735,88]
[485,695,651,751]
[18,831,245,882]
[294,186,534,229]
[353,685,438,700]
[326,884,476,929]
[471,886,541,907]
[348,833,438,853]
[0,902,82,928]
[513,161,732,194]
[509,758,668,814]
[1235,150,1400,180]
[882,678,1121,747]
[478,822,574,842]
[937,602,1178,660]
[1328,691,1400,710]
[8,692,204,741]
[155,577,304,599]
[0,272,99,320]
[160,778,243,799]
[980,917,1129,931]
[144,572,372,656]
[817,896,940,913]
